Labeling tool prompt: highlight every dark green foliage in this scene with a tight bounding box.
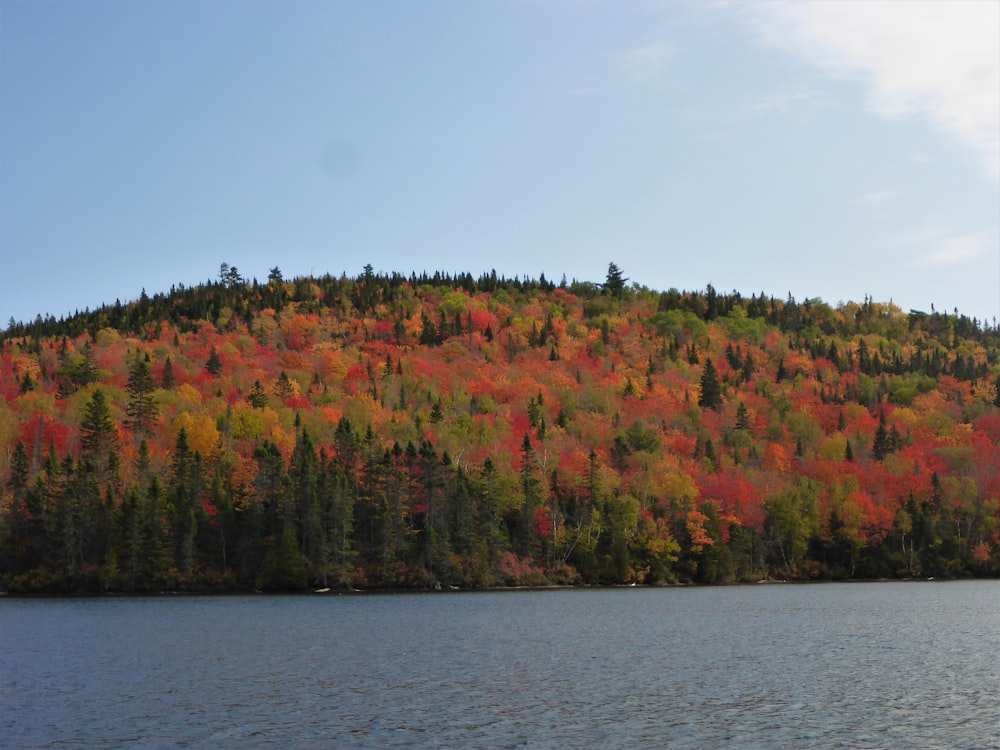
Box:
[205,347,223,377]
[126,353,158,437]
[872,412,890,462]
[603,262,628,299]
[81,389,119,480]
[247,380,268,408]
[698,359,722,410]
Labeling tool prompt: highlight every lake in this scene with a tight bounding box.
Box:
[2,582,998,748]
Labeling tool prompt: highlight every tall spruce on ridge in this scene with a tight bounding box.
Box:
[603,262,628,299]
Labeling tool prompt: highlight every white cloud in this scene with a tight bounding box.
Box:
[618,41,674,82]
[914,231,988,266]
[738,0,1000,178]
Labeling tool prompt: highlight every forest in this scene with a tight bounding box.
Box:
[2,263,999,593]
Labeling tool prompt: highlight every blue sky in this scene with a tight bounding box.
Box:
[2,0,998,328]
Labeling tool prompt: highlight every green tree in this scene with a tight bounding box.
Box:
[698,358,723,410]
[80,388,119,481]
[734,401,751,431]
[604,262,628,299]
[161,355,177,389]
[205,347,223,377]
[872,412,890,462]
[125,353,158,438]
[168,428,205,577]
[247,380,268,408]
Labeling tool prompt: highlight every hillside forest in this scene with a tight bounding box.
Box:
[2,264,1000,593]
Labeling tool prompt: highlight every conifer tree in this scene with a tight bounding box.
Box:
[735,401,751,431]
[81,388,119,480]
[161,355,176,389]
[248,380,268,408]
[205,347,222,377]
[872,413,890,462]
[126,353,158,437]
[603,262,628,299]
[698,358,722,410]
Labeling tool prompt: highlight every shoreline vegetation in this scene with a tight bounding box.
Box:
[0,576,970,599]
[3,264,1000,594]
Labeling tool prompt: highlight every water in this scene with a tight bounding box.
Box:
[2,582,998,748]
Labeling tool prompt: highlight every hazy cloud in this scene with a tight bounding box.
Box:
[914,231,987,267]
[618,41,674,82]
[740,0,1000,178]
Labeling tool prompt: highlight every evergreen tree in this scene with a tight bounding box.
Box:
[735,401,751,431]
[80,388,119,481]
[775,358,788,382]
[205,347,222,377]
[126,353,158,437]
[872,412,890,462]
[603,262,628,299]
[274,371,294,399]
[161,355,176,389]
[247,380,268,408]
[698,359,723,410]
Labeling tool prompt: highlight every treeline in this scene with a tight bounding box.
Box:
[1,264,999,592]
[4,398,991,593]
[5,264,997,349]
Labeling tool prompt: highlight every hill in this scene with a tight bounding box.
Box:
[2,264,999,592]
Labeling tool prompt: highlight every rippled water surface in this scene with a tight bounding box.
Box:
[2,582,999,748]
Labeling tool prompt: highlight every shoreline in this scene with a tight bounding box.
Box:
[0,575,983,599]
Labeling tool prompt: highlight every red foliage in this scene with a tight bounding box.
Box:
[19,413,71,461]
[974,413,1000,444]
[699,471,765,530]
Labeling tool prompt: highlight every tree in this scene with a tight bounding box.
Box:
[125,353,158,438]
[604,263,628,299]
[247,380,268,408]
[872,412,890,462]
[219,262,243,288]
[167,428,205,576]
[205,347,222,377]
[734,401,751,431]
[80,388,119,480]
[698,358,723,410]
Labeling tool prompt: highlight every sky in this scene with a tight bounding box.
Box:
[2,0,998,328]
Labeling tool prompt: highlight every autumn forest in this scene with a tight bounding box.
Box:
[2,264,999,593]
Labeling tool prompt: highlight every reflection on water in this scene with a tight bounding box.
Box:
[2,582,999,749]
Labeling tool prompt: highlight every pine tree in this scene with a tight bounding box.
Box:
[126,353,158,437]
[81,388,119,480]
[698,359,722,410]
[205,347,222,377]
[776,358,788,382]
[161,355,176,389]
[872,412,890,462]
[248,380,268,408]
[735,401,751,431]
[604,262,628,299]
